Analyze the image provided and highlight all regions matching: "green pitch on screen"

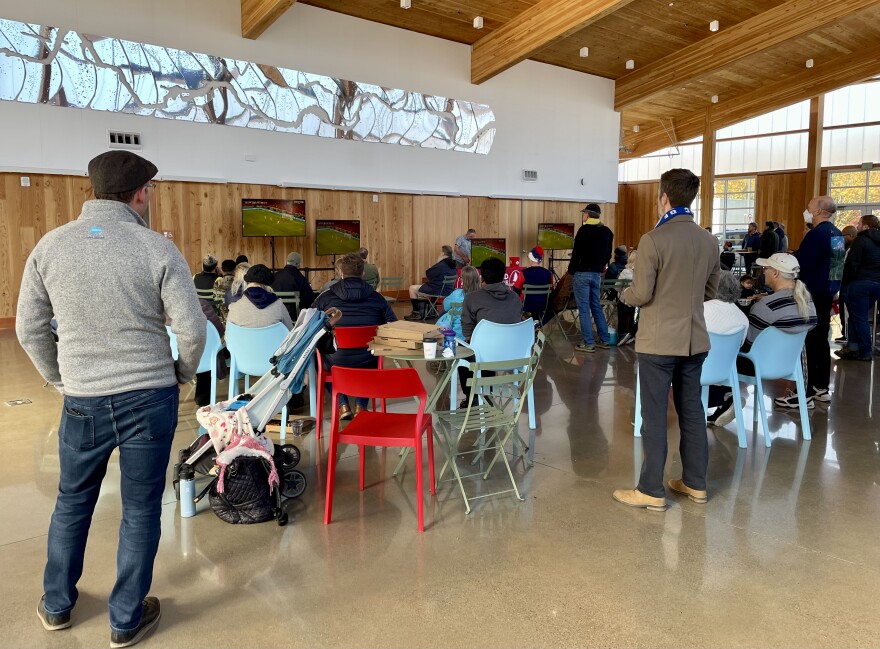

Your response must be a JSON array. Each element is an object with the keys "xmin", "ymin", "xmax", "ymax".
[
  {"xmin": 242, "ymin": 207, "xmax": 306, "ymax": 237},
  {"xmin": 538, "ymin": 230, "xmax": 574, "ymax": 250},
  {"xmin": 471, "ymin": 245, "xmax": 506, "ymax": 267},
  {"xmin": 317, "ymin": 227, "xmax": 360, "ymax": 255}
]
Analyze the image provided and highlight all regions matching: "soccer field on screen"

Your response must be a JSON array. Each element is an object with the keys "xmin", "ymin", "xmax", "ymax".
[
  {"xmin": 316, "ymin": 227, "xmax": 360, "ymax": 255},
  {"xmin": 538, "ymin": 229, "xmax": 574, "ymax": 250},
  {"xmin": 242, "ymin": 207, "xmax": 306, "ymax": 237}
]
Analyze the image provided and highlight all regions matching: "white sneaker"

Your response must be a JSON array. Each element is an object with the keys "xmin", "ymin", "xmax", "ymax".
[
  {"xmin": 714, "ymin": 401, "xmax": 737, "ymax": 427},
  {"xmin": 813, "ymin": 388, "xmax": 831, "ymax": 402},
  {"xmin": 774, "ymin": 390, "xmax": 814, "ymax": 410}
]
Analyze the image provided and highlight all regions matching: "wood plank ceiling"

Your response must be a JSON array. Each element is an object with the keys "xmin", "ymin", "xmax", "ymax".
[{"xmin": 250, "ymin": 0, "xmax": 880, "ymax": 158}]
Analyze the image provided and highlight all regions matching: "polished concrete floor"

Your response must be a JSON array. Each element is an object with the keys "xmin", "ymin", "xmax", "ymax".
[{"xmin": 1, "ymin": 324, "xmax": 879, "ymax": 648}]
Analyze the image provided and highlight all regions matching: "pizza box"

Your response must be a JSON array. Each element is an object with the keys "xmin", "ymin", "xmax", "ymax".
[
  {"xmin": 377, "ymin": 321, "xmax": 442, "ymax": 342},
  {"xmin": 373, "ymin": 335, "xmax": 422, "ymax": 350},
  {"xmin": 368, "ymin": 342, "xmax": 424, "ymax": 356}
]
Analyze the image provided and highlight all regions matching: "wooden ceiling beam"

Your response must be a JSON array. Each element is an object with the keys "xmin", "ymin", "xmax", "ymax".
[
  {"xmin": 620, "ymin": 44, "xmax": 880, "ymax": 160},
  {"xmin": 241, "ymin": 0, "xmax": 296, "ymax": 40},
  {"xmin": 615, "ymin": 0, "xmax": 878, "ymax": 112},
  {"xmin": 471, "ymin": 0, "xmax": 636, "ymax": 85}
]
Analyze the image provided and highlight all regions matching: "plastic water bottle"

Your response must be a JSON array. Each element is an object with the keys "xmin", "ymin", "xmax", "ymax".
[
  {"xmin": 608, "ymin": 327, "xmax": 618, "ymax": 346},
  {"xmin": 179, "ymin": 464, "xmax": 196, "ymax": 518}
]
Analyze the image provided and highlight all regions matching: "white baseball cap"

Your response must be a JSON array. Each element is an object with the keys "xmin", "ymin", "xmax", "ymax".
[{"xmin": 756, "ymin": 253, "xmax": 800, "ymax": 275}]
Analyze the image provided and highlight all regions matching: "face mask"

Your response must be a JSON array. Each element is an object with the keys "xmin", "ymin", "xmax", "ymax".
[{"xmin": 803, "ymin": 209, "xmax": 813, "ymax": 225}]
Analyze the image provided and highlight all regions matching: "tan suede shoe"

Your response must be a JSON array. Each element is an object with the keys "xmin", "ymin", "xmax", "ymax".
[
  {"xmin": 667, "ymin": 479, "xmax": 708, "ymax": 504},
  {"xmin": 612, "ymin": 488, "xmax": 667, "ymax": 512}
]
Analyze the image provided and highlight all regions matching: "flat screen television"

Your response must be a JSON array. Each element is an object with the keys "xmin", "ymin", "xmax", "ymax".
[
  {"xmin": 315, "ymin": 219, "xmax": 361, "ymax": 256},
  {"xmin": 470, "ymin": 238, "xmax": 506, "ymax": 268},
  {"xmin": 537, "ymin": 223, "xmax": 575, "ymax": 250},
  {"xmin": 242, "ymin": 199, "xmax": 306, "ymax": 237}
]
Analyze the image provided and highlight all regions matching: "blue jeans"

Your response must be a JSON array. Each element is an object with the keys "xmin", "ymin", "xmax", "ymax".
[
  {"xmin": 572, "ymin": 272, "xmax": 609, "ymax": 346},
  {"xmin": 43, "ymin": 385, "xmax": 178, "ymax": 632},
  {"xmin": 846, "ymin": 280, "xmax": 880, "ymax": 358}
]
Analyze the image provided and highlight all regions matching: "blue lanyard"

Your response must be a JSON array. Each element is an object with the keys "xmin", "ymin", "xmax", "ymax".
[{"xmin": 655, "ymin": 206, "xmax": 692, "ymax": 229}]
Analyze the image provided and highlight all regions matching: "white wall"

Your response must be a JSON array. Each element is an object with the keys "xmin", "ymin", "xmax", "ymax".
[{"xmin": 0, "ymin": 1, "xmax": 620, "ymax": 201}]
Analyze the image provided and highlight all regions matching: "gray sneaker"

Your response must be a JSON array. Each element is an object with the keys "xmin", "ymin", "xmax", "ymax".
[
  {"xmin": 37, "ymin": 596, "xmax": 71, "ymax": 631},
  {"xmin": 595, "ymin": 340, "xmax": 610, "ymax": 349},
  {"xmin": 110, "ymin": 597, "xmax": 161, "ymax": 648},
  {"xmin": 575, "ymin": 343, "xmax": 595, "ymax": 353}
]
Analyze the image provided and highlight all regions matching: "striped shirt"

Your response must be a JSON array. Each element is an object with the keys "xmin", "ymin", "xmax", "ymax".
[{"xmin": 742, "ymin": 288, "xmax": 817, "ymax": 352}]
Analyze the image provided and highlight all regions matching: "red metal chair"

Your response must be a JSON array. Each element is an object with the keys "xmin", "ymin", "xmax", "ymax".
[
  {"xmin": 324, "ymin": 367, "xmax": 435, "ymax": 532},
  {"xmin": 315, "ymin": 325, "xmax": 383, "ymax": 439}
]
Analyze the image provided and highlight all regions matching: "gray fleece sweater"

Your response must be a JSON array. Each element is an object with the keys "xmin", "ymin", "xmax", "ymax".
[{"xmin": 16, "ymin": 200, "xmax": 206, "ymax": 396}]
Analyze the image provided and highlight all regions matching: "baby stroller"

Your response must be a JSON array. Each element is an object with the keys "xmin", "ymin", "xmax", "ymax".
[{"xmin": 173, "ymin": 307, "xmax": 340, "ymax": 525}]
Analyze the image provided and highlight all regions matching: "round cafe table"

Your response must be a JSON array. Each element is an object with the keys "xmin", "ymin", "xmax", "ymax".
[{"xmin": 371, "ymin": 345, "xmax": 474, "ymax": 476}]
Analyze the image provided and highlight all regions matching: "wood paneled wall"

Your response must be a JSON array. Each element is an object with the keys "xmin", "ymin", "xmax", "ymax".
[
  {"xmin": 0, "ymin": 172, "xmax": 615, "ymax": 319},
  {"xmin": 615, "ymin": 170, "xmax": 830, "ymax": 251}
]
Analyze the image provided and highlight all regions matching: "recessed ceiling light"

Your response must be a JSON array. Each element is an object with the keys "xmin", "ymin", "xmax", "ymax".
[
  {"xmin": 711, "ymin": 95, "xmax": 719, "ymax": 104},
  {"xmin": 626, "ymin": 59, "xmax": 635, "ymax": 70},
  {"xmin": 806, "ymin": 58, "xmax": 814, "ymax": 68},
  {"xmin": 473, "ymin": 16, "xmax": 483, "ymax": 29},
  {"xmin": 710, "ymin": 20, "xmax": 719, "ymax": 32},
  {"xmin": 579, "ymin": 47, "xmax": 589, "ymax": 58},
  {"xmin": 400, "ymin": 0, "xmax": 411, "ymax": 8}
]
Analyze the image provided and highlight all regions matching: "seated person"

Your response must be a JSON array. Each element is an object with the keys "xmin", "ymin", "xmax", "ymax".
[
  {"xmin": 436, "ymin": 265, "xmax": 481, "ymax": 339},
  {"xmin": 359, "ymin": 247, "xmax": 380, "ymax": 290},
  {"xmin": 227, "ymin": 262, "xmax": 249, "ymax": 306},
  {"xmin": 194, "ymin": 254, "xmax": 219, "ymax": 291},
  {"xmin": 708, "ymin": 254, "xmax": 817, "ymax": 424},
  {"xmin": 212, "ymin": 258, "xmax": 237, "ymax": 321},
  {"xmin": 458, "ymin": 257, "xmax": 523, "ymax": 405},
  {"xmin": 313, "ymin": 253, "xmax": 397, "ymax": 421},
  {"xmin": 235, "ymin": 254, "xmax": 249, "ymax": 264},
  {"xmin": 404, "ymin": 245, "xmax": 457, "ymax": 321},
  {"xmin": 227, "ymin": 264, "xmax": 293, "ymax": 330},
  {"xmin": 720, "ymin": 241, "xmax": 736, "ymax": 271},
  {"xmin": 605, "ymin": 245, "xmax": 628, "ymax": 280},
  {"xmin": 520, "ymin": 246, "xmax": 555, "ymax": 323},
  {"xmin": 271, "ymin": 251, "xmax": 316, "ymax": 320},
  {"xmin": 739, "ymin": 274, "xmax": 756, "ymax": 300}
]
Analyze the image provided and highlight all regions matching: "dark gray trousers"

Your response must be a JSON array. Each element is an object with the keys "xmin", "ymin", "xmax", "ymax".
[{"xmin": 637, "ymin": 351, "xmax": 708, "ymax": 498}]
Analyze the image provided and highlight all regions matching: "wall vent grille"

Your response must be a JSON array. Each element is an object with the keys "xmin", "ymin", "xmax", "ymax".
[{"xmin": 107, "ymin": 130, "xmax": 142, "ymax": 149}]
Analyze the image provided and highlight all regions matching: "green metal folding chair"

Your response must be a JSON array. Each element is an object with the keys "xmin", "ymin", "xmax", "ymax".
[
  {"xmin": 433, "ymin": 353, "xmax": 540, "ymax": 514},
  {"xmin": 274, "ymin": 290, "xmax": 301, "ymax": 318},
  {"xmin": 380, "ymin": 276, "xmax": 404, "ymax": 303},
  {"xmin": 521, "ymin": 283, "xmax": 552, "ymax": 326},
  {"xmin": 418, "ymin": 275, "xmax": 457, "ymax": 320}
]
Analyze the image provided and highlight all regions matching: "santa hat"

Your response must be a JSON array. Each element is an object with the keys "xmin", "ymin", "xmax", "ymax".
[{"xmin": 528, "ymin": 246, "xmax": 544, "ymax": 263}]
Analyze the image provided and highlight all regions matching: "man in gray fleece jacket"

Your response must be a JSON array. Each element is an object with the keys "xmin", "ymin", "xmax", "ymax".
[{"xmin": 16, "ymin": 151, "xmax": 205, "ymax": 647}]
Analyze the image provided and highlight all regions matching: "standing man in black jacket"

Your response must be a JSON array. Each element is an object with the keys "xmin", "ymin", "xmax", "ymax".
[
  {"xmin": 568, "ymin": 203, "xmax": 614, "ymax": 352},
  {"xmin": 271, "ymin": 251, "xmax": 315, "ymax": 320},
  {"xmin": 836, "ymin": 214, "xmax": 880, "ymax": 362}
]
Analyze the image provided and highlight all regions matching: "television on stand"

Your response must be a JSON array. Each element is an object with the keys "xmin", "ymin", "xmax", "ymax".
[
  {"xmin": 470, "ymin": 238, "xmax": 507, "ymax": 268},
  {"xmin": 315, "ymin": 219, "xmax": 361, "ymax": 256},
  {"xmin": 537, "ymin": 223, "xmax": 575, "ymax": 250},
  {"xmin": 242, "ymin": 199, "xmax": 306, "ymax": 237}
]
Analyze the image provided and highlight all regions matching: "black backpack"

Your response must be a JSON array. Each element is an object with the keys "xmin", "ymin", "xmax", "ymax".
[{"xmin": 209, "ymin": 456, "xmax": 283, "ymax": 525}]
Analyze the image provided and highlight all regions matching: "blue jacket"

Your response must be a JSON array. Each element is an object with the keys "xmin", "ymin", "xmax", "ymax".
[
  {"xmin": 313, "ymin": 277, "xmax": 396, "ymax": 368},
  {"xmin": 794, "ymin": 220, "xmax": 845, "ymax": 296},
  {"xmin": 742, "ymin": 232, "xmax": 762, "ymax": 251}
]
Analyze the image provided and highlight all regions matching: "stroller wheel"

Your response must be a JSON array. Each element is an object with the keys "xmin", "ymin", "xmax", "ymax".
[
  {"xmin": 280, "ymin": 469, "xmax": 307, "ymax": 499},
  {"xmin": 279, "ymin": 444, "xmax": 301, "ymax": 468}
]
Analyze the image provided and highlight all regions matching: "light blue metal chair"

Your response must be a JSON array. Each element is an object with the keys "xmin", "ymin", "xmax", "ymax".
[
  {"xmin": 737, "ymin": 327, "xmax": 810, "ymax": 447},
  {"xmin": 225, "ymin": 322, "xmax": 290, "ymax": 437},
  {"xmin": 634, "ymin": 327, "xmax": 748, "ymax": 448},
  {"xmin": 166, "ymin": 321, "xmax": 225, "ymax": 406},
  {"xmin": 452, "ymin": 319, "xmax": 538, "ymax": 431}
]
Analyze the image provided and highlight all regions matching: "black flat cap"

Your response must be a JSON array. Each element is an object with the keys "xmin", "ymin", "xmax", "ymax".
[
  {"xmin": 244, "ymin": 264, "xmax": 274, "ymax": 286},
  {"xmin": 88, "ymin": 151, "xmax": 158, "ymax": 194},
  {"xmin": 581, "ymin": 203, "xmax": 602, "ymax": 215}
]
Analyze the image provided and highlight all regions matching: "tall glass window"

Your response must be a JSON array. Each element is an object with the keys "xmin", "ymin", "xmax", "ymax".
[
  {"xmin": 711, "ymin": 177, "xmax": 756, "ymax": 244},
  {"xmin": 828, "ymin": 169, "xmax": 880, "ymax": 229}
]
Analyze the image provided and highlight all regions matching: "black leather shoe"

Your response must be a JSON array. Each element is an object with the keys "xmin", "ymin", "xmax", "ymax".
[
  {"xmin": 110, "ymin": 597, "xmax": 161, "ymax": 648},
  {"xmin": 37, "ymin": 596, "xmax": 71, "ymax": 631}
]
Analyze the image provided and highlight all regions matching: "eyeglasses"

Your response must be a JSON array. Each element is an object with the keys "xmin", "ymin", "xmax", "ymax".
[{"xmin": 145, "ymin": 183, "xmax": 156, "ymax": 190}]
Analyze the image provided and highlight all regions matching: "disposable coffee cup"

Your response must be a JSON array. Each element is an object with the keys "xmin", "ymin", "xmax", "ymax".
[{"xmin": 423, "ymin": 339, "xmax": 438, "ymax": 359}]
